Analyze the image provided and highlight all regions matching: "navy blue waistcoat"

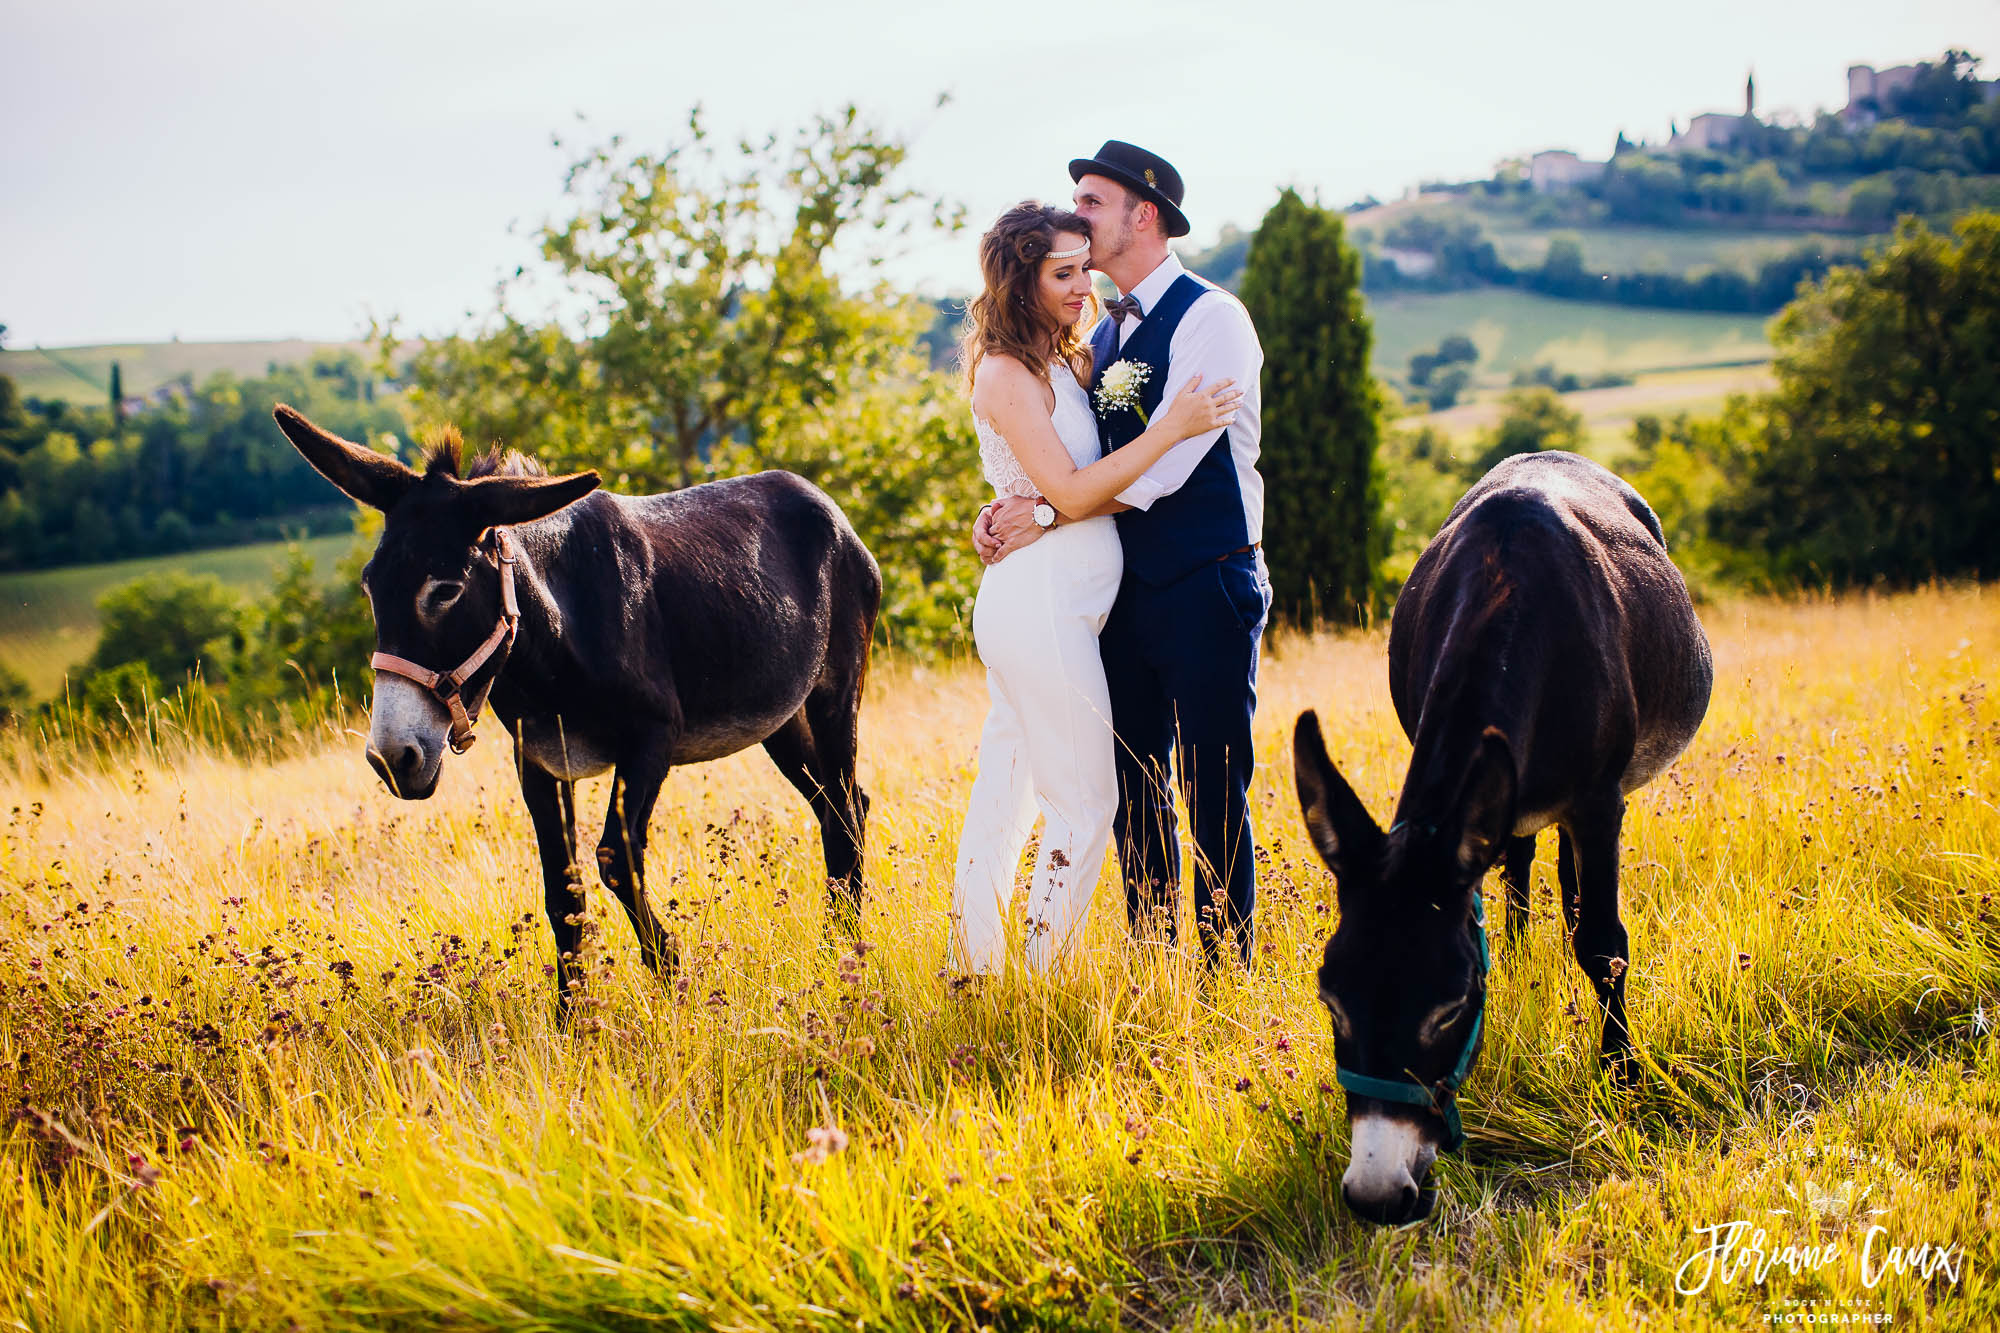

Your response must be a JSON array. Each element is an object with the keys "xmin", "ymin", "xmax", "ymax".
[{"xmin": 1090, "ymin": 274, "xmax": 1250, "ymax": 585}]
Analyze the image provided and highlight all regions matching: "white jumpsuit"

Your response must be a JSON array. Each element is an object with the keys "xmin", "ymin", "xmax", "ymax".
[{"xmin": 951, "ymin": 360, "xmax": 1123, "ymax": 973}]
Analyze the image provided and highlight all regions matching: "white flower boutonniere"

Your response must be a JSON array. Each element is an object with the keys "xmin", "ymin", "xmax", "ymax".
[{"xmin": 1094, "ymin": 359, "xmax": 1152, "ymax": 423}]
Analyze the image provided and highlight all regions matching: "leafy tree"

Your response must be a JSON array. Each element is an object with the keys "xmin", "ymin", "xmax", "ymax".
[
  {"xmin": 1239, "ymin": 187, "xmax": 1383, "ymax": 626},
  {"xmin": 1425, "ymin": 365, "xmax": 1471, "ymax": 410},
  {"xmin": 1436, "ymin": 334, "xmax": 1478, "ymax": 365},
  {"xmin": 220, "ymin": 537, "xmax": 377, "ymax": 710},
  {"xmin": 398, "ymin": 106, "xmax": 959, "ymax": 491},
  {"xmin": 390, "ymin": 105, "xmax": 986, "ymax": 653},
  {"xmin": 1407, "ymin": 333, "xmax": 1478, "ymax": 397},
  {"xmin": 1541, "ymin": 235, "xmax": 1588, "ymax": 284},
  {"xmin": 1469, "ymin": 388, "xmax": 1585, "ymax": 474},
  {"xmin": 1512, "ymin": 363, "xmax": 1583, "ymax": 393},
  {"xmin": 1600, "ymin": 155, "xmax": 1687, "ymax": 224},
  {"xmin": 87, "ymin": 573, "xmax": 245, "ymax": 689},
  {"xmin": 0, "ymin": 355, "xmax": 399, "ymax": 573},
  {"xmin": 153, "ymin": 509, "xmax": 193, "ymax": 551},
  {"xmin": 1713, "ymin": 213, "xmax": 2000, "ymax": 583},
  {"xmin": 0, "ymin": 372, "xmax": 35, "ymax": 456},
  {"xmin": 1737, "ymin": 161, "xmax": 1785, "ymax": 216},
  {"xmin": 82, "ymin": 660, "xmax": 159, "ymax": 721},
  {"xmin": 69, "ymin": 499, "xmax": 114, "ymax": 562},
  {"xmin": 1847, "ymin": 178, "xmax": 1896, "ymax": 226},
  {"xmin": 1889, "ymin": 51, "xmax": 1986, "ymax": 124}
]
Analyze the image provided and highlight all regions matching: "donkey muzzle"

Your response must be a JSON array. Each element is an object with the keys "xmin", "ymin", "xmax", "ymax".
[
  {"xmin": 1342, "ymin": 1113, "xmax": 1439, "ymax": 1225},
  {"xmin": 367, "ymin": 675, "xmax": 448, "ymax": 799}
]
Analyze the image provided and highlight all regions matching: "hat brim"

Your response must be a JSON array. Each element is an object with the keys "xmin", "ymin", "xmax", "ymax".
[{"xmin": 1068, "ymin": 157, "xmax": 1190, "ymax": 238}]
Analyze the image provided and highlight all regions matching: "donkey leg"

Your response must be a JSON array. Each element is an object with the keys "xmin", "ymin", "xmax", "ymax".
[
  {"xmin": 518, "ymin": 762, "xmax": 586, "ymax": 1015},
  {"xmin": 1568, "ymin": 798, "xmax": 1635, "ymax": 1082},
  {"xmin": 594, "ymin": 748, "xmax": 678, "ymax": 979},
  {"xmin": 763, "ymin": 706, "xmax": 865, "ymax": 935},
  {"xmin": 806, "ymin": 683, "xmax": 868, "ymax": 926},
  {"xmin": 1502, "ymin": 834, "xmax": 1537, "ymax": 943},
  {"xmin": 1558, "ymin": 827, "xmax": 1582, "ymax": 938}
]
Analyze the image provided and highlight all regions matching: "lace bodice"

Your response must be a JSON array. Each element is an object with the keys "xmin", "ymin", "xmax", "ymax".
[{"xmin": 973, "ymin": 360, "xmax": 1101, "ymax": 499}]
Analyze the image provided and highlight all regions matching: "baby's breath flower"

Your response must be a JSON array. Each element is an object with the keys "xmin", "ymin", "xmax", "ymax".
[{"xmin": 1094, "ymin": 359, "xmax": 1152, "ymax": 421}]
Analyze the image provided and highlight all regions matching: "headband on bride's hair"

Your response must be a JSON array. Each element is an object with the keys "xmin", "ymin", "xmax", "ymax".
[{"xmin": 1047, "ymin": 240, "xmax": 1089, "ymax": 260}]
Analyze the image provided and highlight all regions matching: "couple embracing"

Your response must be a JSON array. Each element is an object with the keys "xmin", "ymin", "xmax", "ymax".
[{"xmin": 951, "ymin": 140, "xmax": 1272, "ymax": 976}]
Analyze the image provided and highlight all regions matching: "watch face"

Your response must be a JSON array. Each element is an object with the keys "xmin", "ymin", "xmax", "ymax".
[{"xmin": 1033, "ymin": 503, "xmax": 1056, "ymax": 528}]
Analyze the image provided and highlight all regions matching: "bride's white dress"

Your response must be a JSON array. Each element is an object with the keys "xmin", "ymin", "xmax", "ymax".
[{"xmin": 952, "ymin": 360, "xmax": 1123, "ymax": 972}]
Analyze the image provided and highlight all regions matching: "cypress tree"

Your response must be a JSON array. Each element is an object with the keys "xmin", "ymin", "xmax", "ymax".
[
  {"xmin": 109, "ymin": 361, "xmax": 124, "ymax": 423},
  {"xmin": 1238, "ymin": 188, "xmax": 1383, "ymax": 627}
]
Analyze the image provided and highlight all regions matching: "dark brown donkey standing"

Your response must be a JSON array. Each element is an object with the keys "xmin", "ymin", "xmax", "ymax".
[
  {"xmin": 273, "ymin": 406, "xmax": 881, "ymax": 1009},
  {"xmin": 1294, "ymin": 450, "xmax": 1711, "ymax": 1225}
]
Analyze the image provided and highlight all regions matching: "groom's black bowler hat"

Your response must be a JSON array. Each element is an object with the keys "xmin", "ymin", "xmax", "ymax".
[{"xmin": 1069, "ymin": 140, "xmax": 1190, "ymax": 238}]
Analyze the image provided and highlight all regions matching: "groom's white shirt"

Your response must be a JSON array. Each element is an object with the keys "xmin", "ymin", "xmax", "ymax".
[{"xmin": 1108, "ymin": 252, "xmax": 1264, "ymax": 545}]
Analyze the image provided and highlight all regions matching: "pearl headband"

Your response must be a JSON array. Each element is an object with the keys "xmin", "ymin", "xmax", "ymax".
[{"xmin": 1047, "ymin": 240, "xmax": 1088, "ymax": 260}]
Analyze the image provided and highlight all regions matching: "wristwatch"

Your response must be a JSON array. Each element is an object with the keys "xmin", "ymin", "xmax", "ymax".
[{"xmin": 1032, "ymin": 500, "xmax": 1057, "ymax": 529}]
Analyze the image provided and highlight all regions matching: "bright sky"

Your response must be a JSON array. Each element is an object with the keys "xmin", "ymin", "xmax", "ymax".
[{"xmin": 3, "ymin": 0, "xmax": 1994, "ymax": 347}]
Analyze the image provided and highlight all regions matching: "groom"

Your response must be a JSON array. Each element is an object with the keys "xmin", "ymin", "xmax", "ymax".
[{"xmin": 976, "ymin": 140, "xmax": 1270, "ymax": 969}]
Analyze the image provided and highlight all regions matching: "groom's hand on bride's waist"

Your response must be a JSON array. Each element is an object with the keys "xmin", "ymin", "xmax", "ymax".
[
  {"xmin": 974, "ymin": 495, "xmax": 1043, "ymax": 565},
  {"xmin": 972, "ymin": 504, "xmax": 1002, "ymax": 563}
]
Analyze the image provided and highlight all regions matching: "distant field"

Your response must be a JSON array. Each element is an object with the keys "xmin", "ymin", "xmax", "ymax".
[
  {"xmin": 0, "ymin": 534, "xmax": 356, "ymax": 698},
  {"xmin": 1367, "ymin": 288, "xmax": 1771, "ymax": 381},
  {"xmin": 0, "ymin": 339, "xmax": 373, "ymax": 405},
  {"xmin": 1403, "ymin": 362, "xmax": 1775, "ymax": 466},
  {"xmin": 1482, "ymin": 224, "xmax": 1865, "ymax": 275},
  {"xmin": 1348, "ymin": 194, "xmax": 1878, "ymax": 276}
]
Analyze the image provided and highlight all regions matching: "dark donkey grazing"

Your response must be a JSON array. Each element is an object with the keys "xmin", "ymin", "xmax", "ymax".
[
  {"xmin": 273, "ymin": 406, "xmax": 881, "ymax": 1006},
  {"xmin": 1294, "ymin": 450, "xmax": 1712, "ymax": 1225}
]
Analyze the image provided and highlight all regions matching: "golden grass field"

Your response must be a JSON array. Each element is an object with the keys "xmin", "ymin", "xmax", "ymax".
[{"xmin": 0, "ymin": 587, "xmax": 1995, "ymax": 1330}]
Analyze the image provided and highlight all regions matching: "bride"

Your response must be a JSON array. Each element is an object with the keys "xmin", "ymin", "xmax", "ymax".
[{"xmin": 952, "ymin": 201, "xmax": 1241, "ymax": 973}]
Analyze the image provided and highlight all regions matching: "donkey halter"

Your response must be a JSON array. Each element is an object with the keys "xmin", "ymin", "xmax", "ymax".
[
  {"xmin": 369, "ymin": 526, "xmax": 520, "ymax": 755},
  {"xmin": 1333, "ymin": 870, "xmax": 1490, "ymax": 1154}
]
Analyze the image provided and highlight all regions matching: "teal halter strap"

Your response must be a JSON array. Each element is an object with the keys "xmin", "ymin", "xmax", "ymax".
[{"xmin": 1332, "ymin": 889, "xmax": 1489, "ymax": 1153}]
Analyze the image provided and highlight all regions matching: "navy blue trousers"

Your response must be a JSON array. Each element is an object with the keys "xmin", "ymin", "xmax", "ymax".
[{"xmin": 1099, "ymin": 547, "xmax": 1269, "ymax": 969}]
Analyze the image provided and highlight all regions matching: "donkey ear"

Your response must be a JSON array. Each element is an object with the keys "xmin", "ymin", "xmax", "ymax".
[
  {"xmin": 273, "ymin": 404, "xmax": 417, "ymax": 511},
  {"xmin": 464, "ymin": 470, "xmax": 601, "ymax": 528},
  {"xmin": 1452, "ymin": 727, "xmax": 1517, "ymax": 881},
  {"xmin": 1293, "ymin": 710, "xmax": 1382, "ymax": 886}
]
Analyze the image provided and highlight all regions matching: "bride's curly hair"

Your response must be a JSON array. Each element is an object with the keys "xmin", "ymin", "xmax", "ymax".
[{"xmin": 960, "ymin": 202, "xmax": 1098, "ymax": 393}]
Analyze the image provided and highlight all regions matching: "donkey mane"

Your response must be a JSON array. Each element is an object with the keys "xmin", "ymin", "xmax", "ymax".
[{"xmin": 418, "ymin": 424, "xmax": 548, "ymax": 481}]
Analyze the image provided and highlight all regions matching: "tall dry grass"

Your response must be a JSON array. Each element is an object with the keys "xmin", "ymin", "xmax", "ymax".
[{"xmin": 0, "ymin": 587, "xmax": 1995, "ymax": 1330}]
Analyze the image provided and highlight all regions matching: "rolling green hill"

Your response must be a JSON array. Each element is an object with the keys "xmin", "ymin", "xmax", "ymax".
[
  {"xmin": 1479, "ymin": 221, "xmax": 1865, "ymax": 274},
  {"xmin": 0, "ymin": 533, "xmax": 356, "ymax": 698},
  {"xmin": 1345, "ymin": 194, "xmax": 1874, "ymax": 272},
  {"xmin": 1367, "ymin": 288, "xmax": 1771, "ymax": 380},
  {"xmin": 0, "ymin": 339, "xmax": 374, "ymax": 406}
]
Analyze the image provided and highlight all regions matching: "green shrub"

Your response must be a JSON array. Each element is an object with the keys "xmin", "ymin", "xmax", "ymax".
[
  {"xmin": 87, "ymin": 573, "xmax": 244, "ymax": 688},
  {"xmin": 81, "ymin": 660, "xmax": 160, "ymax": 720}
]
